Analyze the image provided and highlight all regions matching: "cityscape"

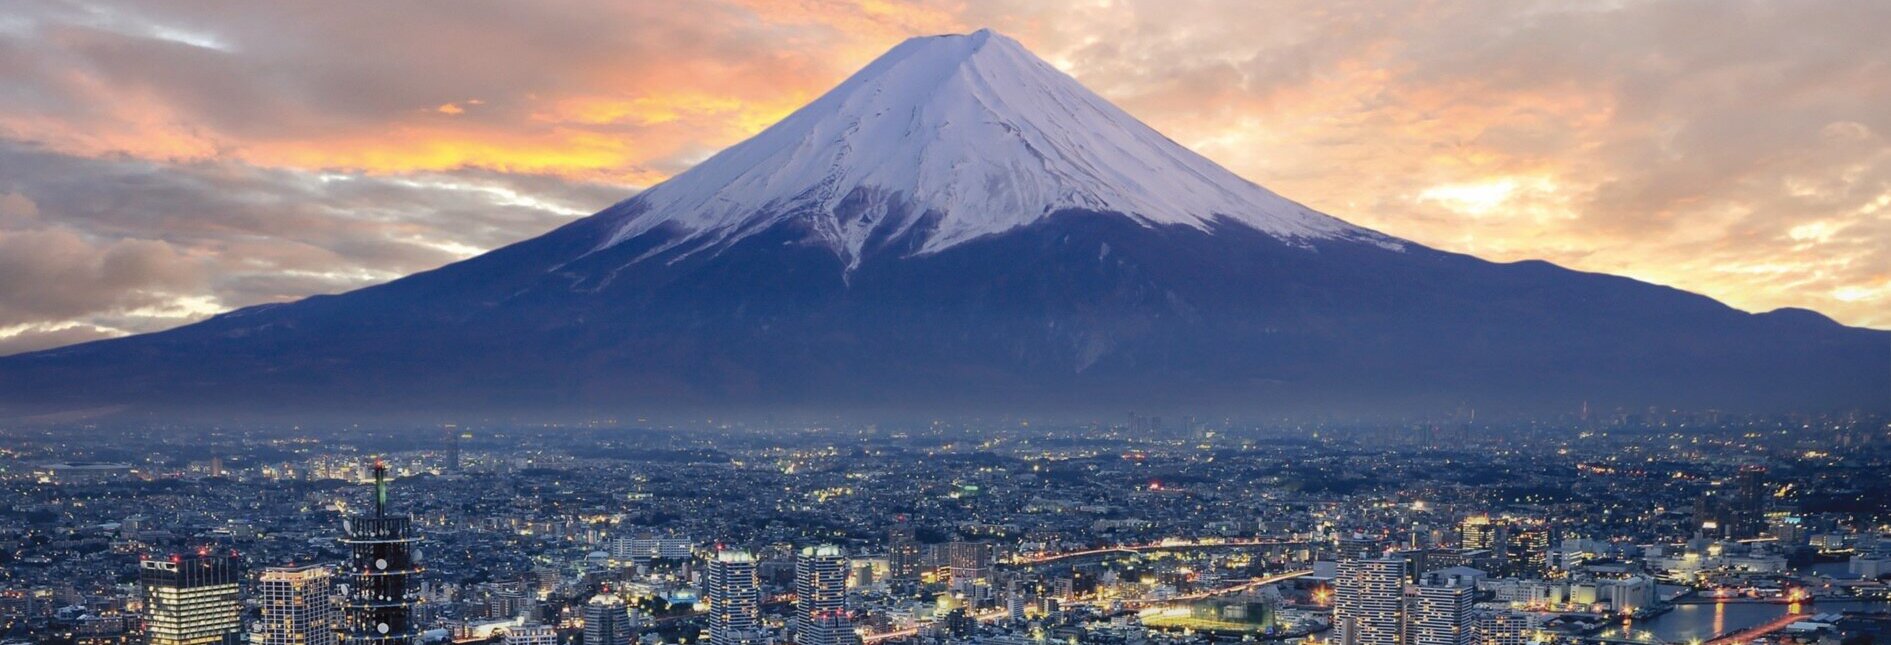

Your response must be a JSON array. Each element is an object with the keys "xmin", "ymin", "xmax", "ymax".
[{"xmin": 2, "ymin": 413, "xmax": 1888, "ymax": 644}]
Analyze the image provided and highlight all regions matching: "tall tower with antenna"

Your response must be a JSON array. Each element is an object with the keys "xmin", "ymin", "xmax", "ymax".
[{"xmin": 339, "ymin": 460, "xmax": 423, "ymax": 644}]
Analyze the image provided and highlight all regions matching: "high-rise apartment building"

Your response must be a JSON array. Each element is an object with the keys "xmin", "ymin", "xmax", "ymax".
[
  {"xmin": 1334, "ymin": 558, "xmax": 1405, "ymax": 645},
  {"xmin": 706, "ymin": 550, "xmax": 762, "ymax": 645},
  {"xmin": 947, "ymin": 541, "xmax": 992, "ymax": 588},
  {"xmin": 1406, "ymin": 583, "xmax": 1473, "ymax": 645},
  {"xmin": 1475, "ymin": 611, "xmax": 1532, "ymax": 645},
  {"xmin": 256, "ymin": 564, "xmax": 338, "ymax": 645},
  {"xmin": 796, "ymin": 545, "xmax": 850, "ymax": 645},
  {"xmin": 888, "ymin": 523, "xmax": 920, "ymax": 579},
  {"xmin": 140, "ymin": 553, "xmax": 243, "ymax": 645}
]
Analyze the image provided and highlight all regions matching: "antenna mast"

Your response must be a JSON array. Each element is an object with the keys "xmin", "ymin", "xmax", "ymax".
[{"xmin": 373, "ymin": 460, "xmax": 388, "ymax": 517}]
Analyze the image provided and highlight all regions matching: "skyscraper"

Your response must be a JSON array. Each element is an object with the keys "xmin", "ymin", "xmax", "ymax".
[
  {"xmin": 444, "ymin": 427, "xmax": 461, "ymax": 473},
  {"xmin": 256, "ymin": 564, "xmax": 338, "ymax": 645},
  {"xmin": 1405, "ymin": 583, "xmax": 1473, "ymax": 645},
  {"xmin": 140, "ymin": 552, "xmax": 243, "ymax": 645},
  {"xmin": 1334, "ymin": 558, "xmax": 1405, "ymax": 645},
  {"xmin": 706, "ymin": 550, "xmax": 762, "ymax": 645},
  {"xmin": 796, "ymin": 545, "xmax": 851, "ymax": 645},
  {"xmin": 339, "ymin": 462, "xmax": 423, "ymax": 645},
  {"xmin": 583, "ymin": 592, "xmax": 635, "ymax": 645}
]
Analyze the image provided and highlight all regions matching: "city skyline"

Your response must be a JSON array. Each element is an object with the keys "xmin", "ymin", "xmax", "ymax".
[{"xmin": 3, "ymin": 418, "xmax": 1887, "ymax": 643}]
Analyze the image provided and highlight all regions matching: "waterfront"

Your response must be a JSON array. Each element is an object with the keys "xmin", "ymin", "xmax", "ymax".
[{"xmin": 1601, "ymin": 600, "xmax": 1890, "ymax": 643}]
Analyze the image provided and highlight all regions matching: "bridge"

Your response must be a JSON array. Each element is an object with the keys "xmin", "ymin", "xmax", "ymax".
[
  {"xmin": 1703, "ymin": 612, "xmax": 1809, "ymax": 644},
  {"xmin": 1125, "ymin": 569, "xmax": 1314, "ymax": 608},
  {"xmin": 1006, "ymin": 538, "xmax": 1314, "ymax": 566}
]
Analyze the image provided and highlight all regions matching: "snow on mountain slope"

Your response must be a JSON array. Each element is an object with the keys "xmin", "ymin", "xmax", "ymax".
[{"xmin": 594, "ymin": 29, "xmax": 1393, "ymax": 267}]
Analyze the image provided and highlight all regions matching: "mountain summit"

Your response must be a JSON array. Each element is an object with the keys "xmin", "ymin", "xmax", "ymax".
[
  {"xmin": 594, "ymin": 29, "xmax": 1385, "ymax": 268},
  {"xmin": 0, "ymin": 30, "xmax": 1883, "ymax": 421}
]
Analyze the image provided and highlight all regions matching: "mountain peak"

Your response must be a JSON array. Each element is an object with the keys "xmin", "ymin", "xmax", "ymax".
[{"xmin": 592, "ymin": 28, "xmax": 1391, "ymax": 266}]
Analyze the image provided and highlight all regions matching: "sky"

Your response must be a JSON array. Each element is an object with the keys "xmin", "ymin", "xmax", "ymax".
[{"xmin": 0, "ymin": 0, "xmax": 1886, "ymax": 355}]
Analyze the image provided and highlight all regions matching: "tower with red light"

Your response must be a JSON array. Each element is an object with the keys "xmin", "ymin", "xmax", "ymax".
[{"xmin": 339, "ymin": 460, "xmax": 423, "ymax": 644}]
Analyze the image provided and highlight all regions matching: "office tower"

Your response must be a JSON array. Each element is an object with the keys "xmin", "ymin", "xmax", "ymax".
[
  {"xmin": 888, "ymin": 523, "xmax": 920, "ymax": 579},
  {"xmin": 706, "ymin": 550, "xmax": 762, "ymax": 645},
  {"xmin": 500, "ymin": 624, "xmax": 555, "ymax": 645},
  {"xmin": 340, "ymin": 462, "xmax": 423, "ymax": 645},
  {"xmin": 1334, "ymin": 558, "xmax": 1405, "ymax": 645},
  {"xmin": 947, "ymin": 541, "xmax": 992, "ymax": 588},
  {"xmin": 1459, "ymin": 516, "xmax": 1496, "ymax": 550},
  {"xmin": 1507, "ymin": 527, "xmax": 1549, "ymax": 576},
  {"xmin": 583, "ymin": 592, "xmax": 635, "ymax": 645},
  {"xmin": 1735, "ymin": 465, "xmax": 1767, "ymax": 537},
  {"xmin": 1406, "ymin": 584, "xmax": 1473, "ymax": 645},
  {"xmin": 256, "ymin": 564, "xmax": 338, "ymax": 645},
  {"xmin": 140, "ymin": 553, "xmax": 243, "ymax": 645},
  {"xmin": 796, "ymin": 545, "xmax": 850, "ymax": 645},
  {"xmin": 444, "ymin": 427, "xmax": 461, "ymax": 472}
]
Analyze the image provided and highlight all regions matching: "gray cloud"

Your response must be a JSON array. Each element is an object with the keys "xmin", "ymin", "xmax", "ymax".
[{"xmin": 0, "ymin": 140, "xmax": 624, "ymax": 354}]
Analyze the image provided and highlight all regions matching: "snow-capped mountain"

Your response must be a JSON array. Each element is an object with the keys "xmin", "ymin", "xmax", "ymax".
[
  {"xmin": 0, "ymin": 30, "xmax": 1882, "ymax": 421},
  {"xmin": 594, "ymin": 29, "xmax": 1388, "ymax": 270}
]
